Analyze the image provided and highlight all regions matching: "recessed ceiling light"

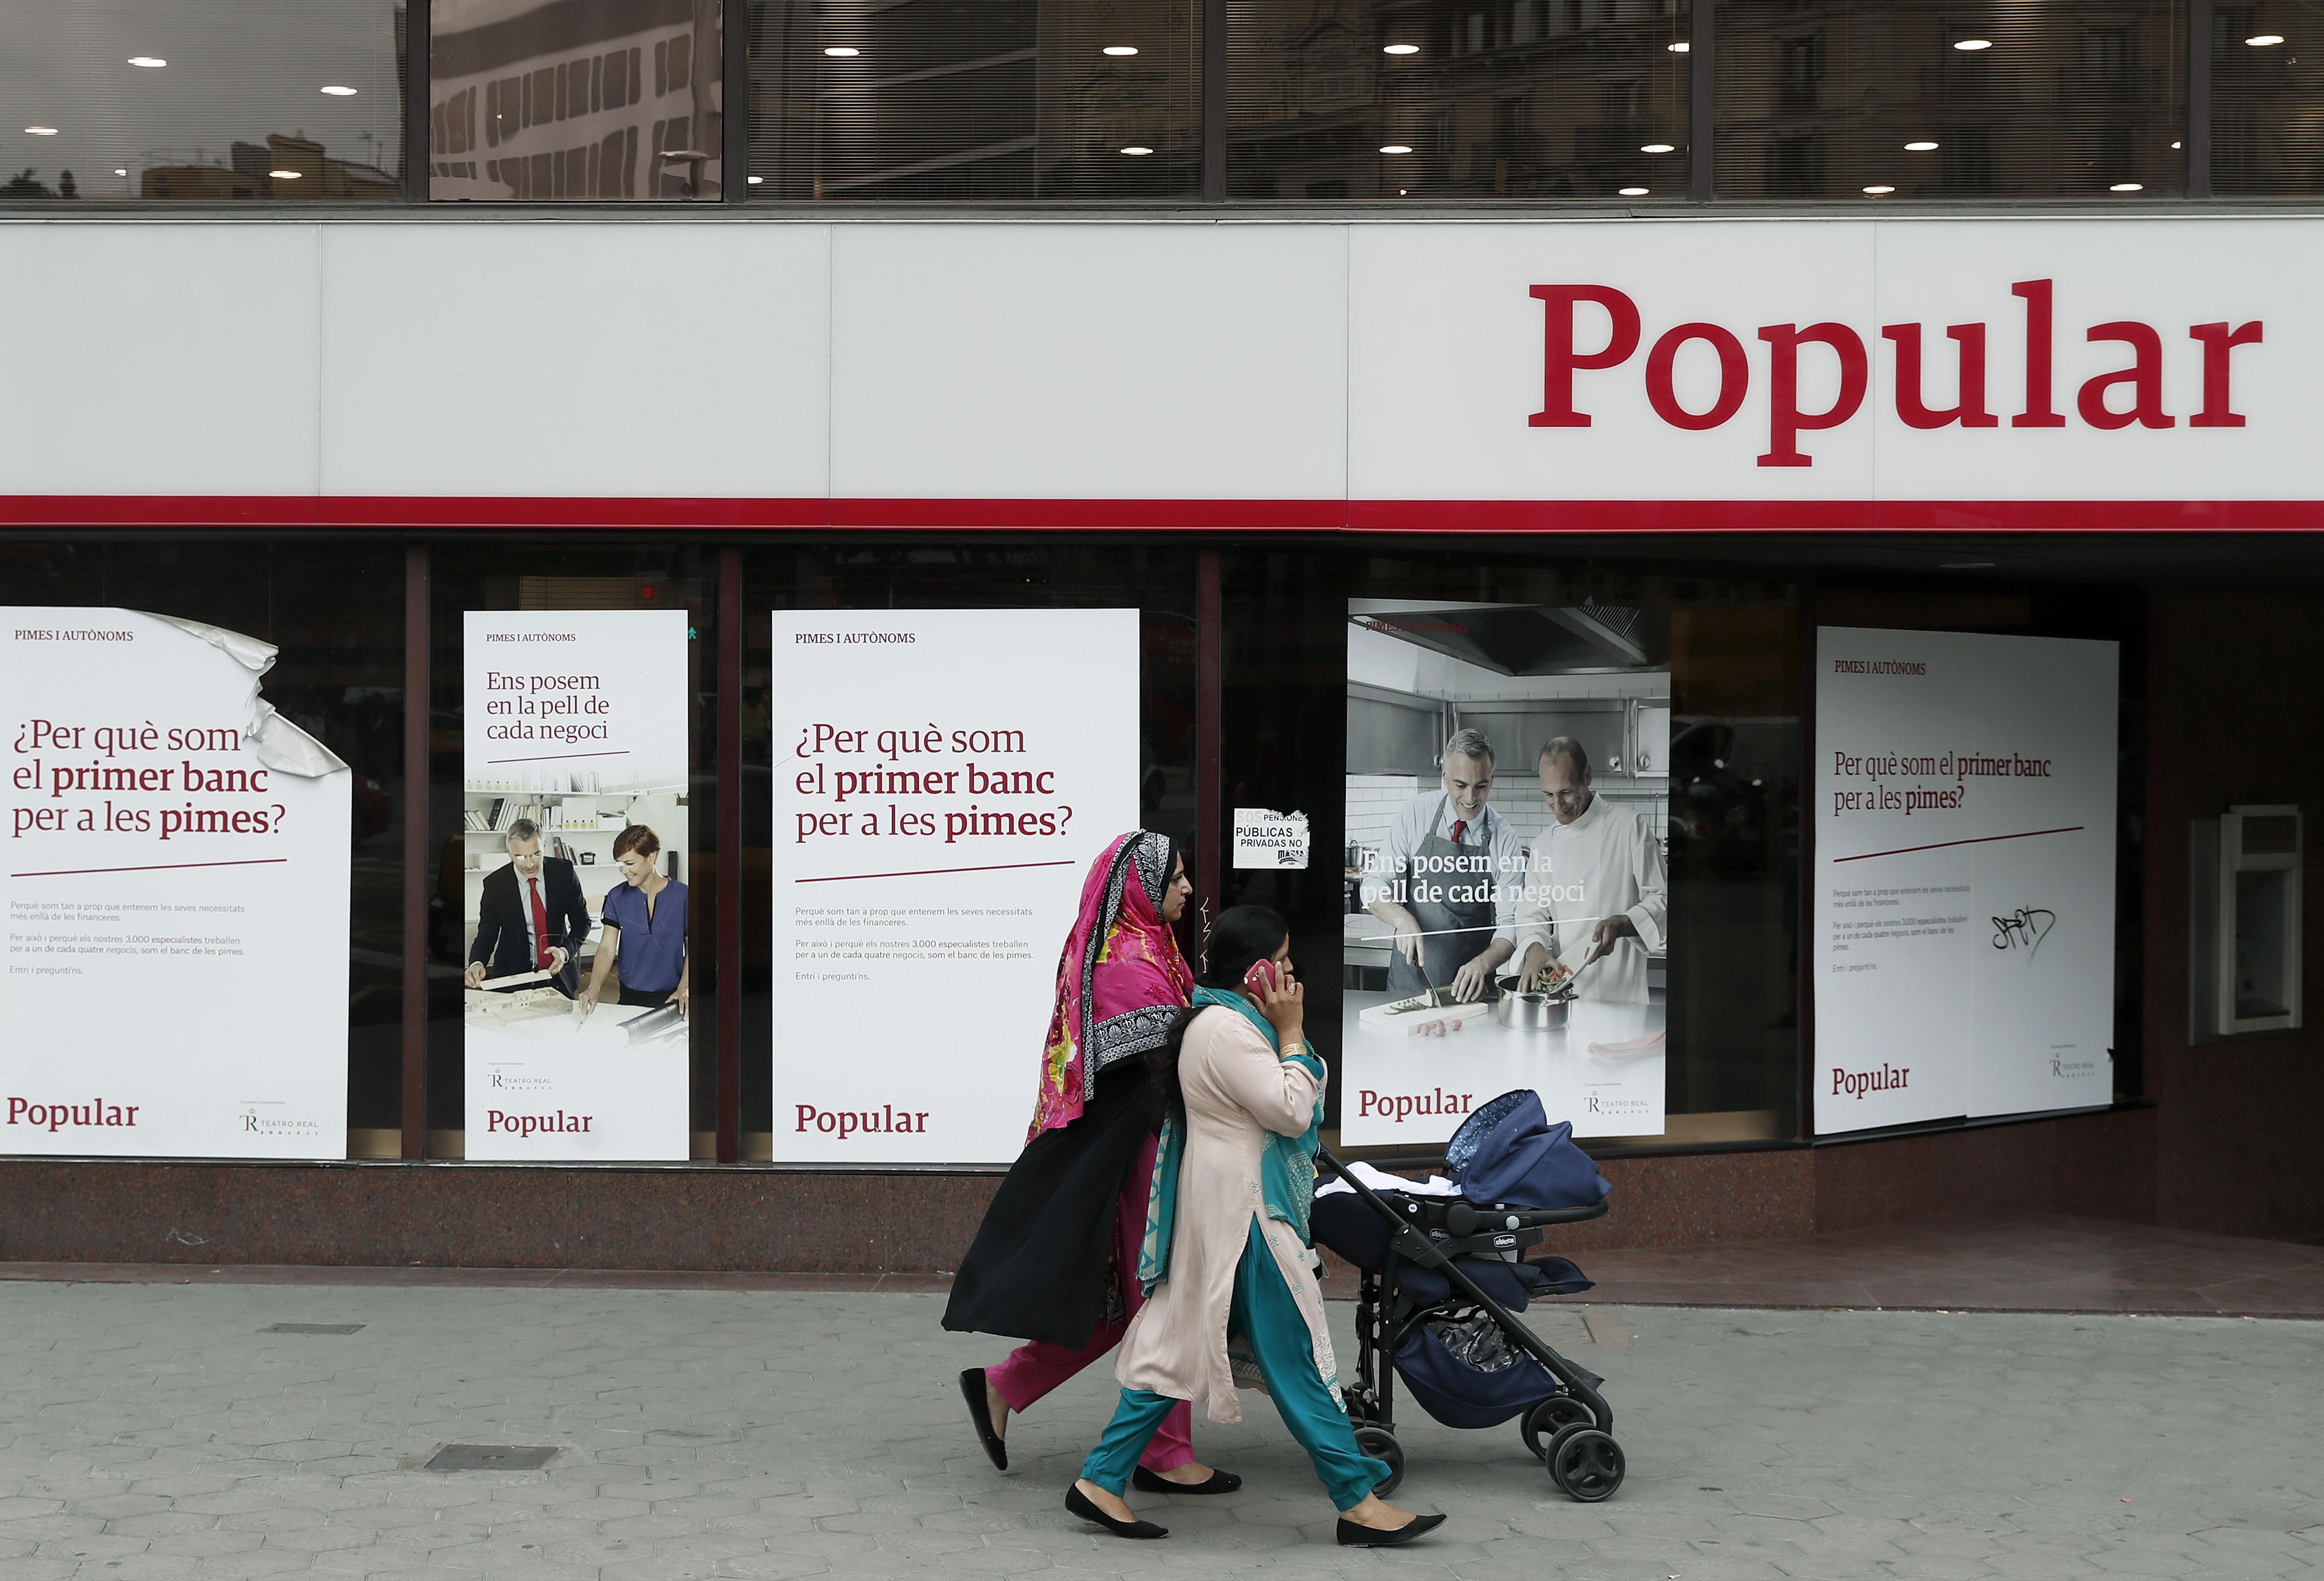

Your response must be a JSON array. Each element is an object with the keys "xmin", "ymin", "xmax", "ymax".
[
  {"xmin": 747, "ymin": 174, "xmax": 763, "ymax": 183},
  {"xmin": 823, "ymin": 45, "xmax": 859, "ymax": 56},
  {"xmin": 2247, "ymin": 33, "xmax": 2285, "ymax": 45},
  {"xmin": 128, "ymin": 56, "xmax": 166, "ymax": 68},
  {"xmin": 1863, "ymin": 184, "xmax": 1895, "ymax": 194},
  {"xmin": 270, "ymin": 169, "xmax": 302, "ymax": 179},
  {"xmin": 1379, "ymin": 144, "xmax": 1413, "ymax": 154},
  {"xmin": 25, "ymin": 126, "xmax": 57, "ymax": 135},
  {"xmin": 2171, "ymin": 140, "xmax": 2184, "ymax": 149},
  {"xmin": 321, "ymin": 85, "xmax": 358, "ymax": 96},
  {"xmin": 1641, "ymin": 142, "xmax": 1675, "ymax": 153},
  {"xmin": 1905, "ymin": 140, "xmax": 1939, "ymax": 150},
  {"xmin": 1953, "ymin": 37, "xmax": 1991, "ymax": 50},
  {"xmin": 1119, "ymin": 145, "xmax": 1153, "ymax": 155},
  {"xmin": 1667, "ymin": 40, "xmax": 1690, "ymax": 51},
  {"xmin": 1383, "ymin": 43, "xmax": 1419, "ymax": 54},
  {"xmin": 114, "ymin": 167, "xmax": 128, "ymax": 176},
  {"xmin": 2110, "ymin": 182, "xmax": 2143, "ymax": 192},
  {"xmin": 1940, "ymin": 561, "xmax": 1995, "ymax": 569},
  {"xmin": 1103, "ymin": 44, "xmax": 1138, "ymax": 55},
  {"xmin": 1619, "ymin": 186, "xmax": 1649, "ymax": 195}
]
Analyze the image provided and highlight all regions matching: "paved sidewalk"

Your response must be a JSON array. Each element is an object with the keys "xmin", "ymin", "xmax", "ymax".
[{"xmin": 2, "ymin": 1278, "xmax": 2319, "ymax": 1580}]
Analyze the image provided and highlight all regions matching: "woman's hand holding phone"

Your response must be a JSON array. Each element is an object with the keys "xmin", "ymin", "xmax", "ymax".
[{"xmin": 1246, "ymin": 958, "xmax": 1305, "ymax": 1049}]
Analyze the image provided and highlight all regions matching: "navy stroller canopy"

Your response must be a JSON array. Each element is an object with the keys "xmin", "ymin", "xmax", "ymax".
[{"xmin": 1446, "ymin": 1090, "xmax": 1612, "ymax": 1212}]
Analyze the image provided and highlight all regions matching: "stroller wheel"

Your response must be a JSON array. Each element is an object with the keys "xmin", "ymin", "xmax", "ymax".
[
  {"xmin": 1521, "ymin": 1395, "xmax": 1597, "ymax": 1460},
  {"xmin": 1353, "ymin": 1427, "xmax": 1405, "ymax": 1498},
  {"xmin": 1546, "ymin": 1426, "xmax": 1625, "ymax": 1503}
]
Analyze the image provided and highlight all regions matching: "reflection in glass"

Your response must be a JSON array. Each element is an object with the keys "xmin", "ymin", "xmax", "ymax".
[
  {"xmin": 432, "ymin": 0, "xmax": 722, "ymax": 199},
  {"xmin": 1718, "ymin": 0, "xmax": 2184, "ymax": 199},
  {"xmin": 0, "ymin": 1, "xmax": 403, "ymax": 201},
  {"xmin": 2213, "ymin": 3, "xmax": 2324, "ymax": 194},
  {"xmin": 747, "ymin": 0, "xmax": 1199, "ymax": 199},
  {"xmin": 1228, "ymin": 0, "xmax": 1689, "ymax": 200}
]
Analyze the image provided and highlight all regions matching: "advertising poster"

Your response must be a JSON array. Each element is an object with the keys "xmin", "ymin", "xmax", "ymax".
[
  {"xmin": 462, "ymin": 611, "xmax": 690, "ymax": 1161},
  {"xmin": 1343, "ymin": 602, "xmax": 1669, "ymax": 1146},
  {"xmin": 770, "ymin": 608, "xmax": 1140, "ymax": 1163},
  {"xmin": 1812, "ymin": 627, "xmax": 2118, "ymax": 1134},
  {"xmin": 2, "ymin": 610, "xmax": 350, "ymax": 1157}
]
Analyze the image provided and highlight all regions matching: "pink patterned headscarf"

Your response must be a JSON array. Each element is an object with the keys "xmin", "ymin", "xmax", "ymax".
[{"xmin": 1029, "ymin": 831, "xmax": 1193, "ymax": 1139}]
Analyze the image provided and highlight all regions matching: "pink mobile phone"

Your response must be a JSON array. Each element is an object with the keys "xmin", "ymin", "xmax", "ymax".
[{"xmin": 1244, "ymin": 958, "xmax": 1285, "ymax": 995}]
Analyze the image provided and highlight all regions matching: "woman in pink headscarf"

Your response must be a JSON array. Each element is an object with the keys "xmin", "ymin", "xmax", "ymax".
[{"xmin": 943, "ymin": 831, "xmax": 1236, "ymax": 1494}]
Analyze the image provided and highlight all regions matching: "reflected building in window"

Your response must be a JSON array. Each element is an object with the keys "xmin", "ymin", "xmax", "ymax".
[
  {"xmin": 746, "ymin": 0, "xmax": 1199, "ymax": 199},
  {"xmin": 432, "ymin": 0, "xmax": 723, "ymax": 199},
  {"xmin": 1716, "ymin": 0, "xmax": 2185, "ymax": 199},
  {"xmin": 1227, "ymin": 0, "xmax": 1690, "ymax": 200}
]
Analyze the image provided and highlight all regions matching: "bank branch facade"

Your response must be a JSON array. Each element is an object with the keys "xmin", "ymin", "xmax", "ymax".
[{"xmin": 4, "ymin": 137, "xmax": 2324, "ymax": 1260}]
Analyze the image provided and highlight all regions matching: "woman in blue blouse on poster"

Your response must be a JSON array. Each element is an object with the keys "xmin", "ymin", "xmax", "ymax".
[{"xmin": 577, "ymin": 824, "xmax": 690, "ymax": 1017}]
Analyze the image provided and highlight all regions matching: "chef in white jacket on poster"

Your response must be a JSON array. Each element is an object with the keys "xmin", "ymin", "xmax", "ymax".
[{"xmin": 1510, "ymin": 736, "xmax": 1668, "ymax": 1004}]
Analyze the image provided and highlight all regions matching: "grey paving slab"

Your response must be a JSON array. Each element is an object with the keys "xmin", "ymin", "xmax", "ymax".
[{"xmin": 1, "ymin": 1281, "xmax": 2319, "ymax": 1579}]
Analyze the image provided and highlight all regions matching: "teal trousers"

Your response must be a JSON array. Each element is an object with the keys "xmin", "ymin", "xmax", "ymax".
[{"xmin": 1080, "ymin": 1219, "xmax": 1392, "ymax": 1510}]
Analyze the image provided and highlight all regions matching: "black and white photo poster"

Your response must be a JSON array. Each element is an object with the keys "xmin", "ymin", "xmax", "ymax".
[{"xmin": 1813, "ymin": 627, "xmax": 2118, "ymax": 1134}]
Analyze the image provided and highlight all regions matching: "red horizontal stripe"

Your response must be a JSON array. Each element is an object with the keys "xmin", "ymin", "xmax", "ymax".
[{"xmin": 0, "ymin": 496, "xmax": 2316, "ymax": 532}]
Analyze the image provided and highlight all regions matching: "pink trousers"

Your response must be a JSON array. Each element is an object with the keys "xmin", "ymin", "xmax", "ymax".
[{"xmin": 984, "ymin": 1130, "xmax": 1194, "ymax": 1473}]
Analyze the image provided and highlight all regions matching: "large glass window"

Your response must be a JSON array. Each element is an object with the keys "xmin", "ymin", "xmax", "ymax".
[
  {"xmin": 2212, "ymin": 2, "xmax": 2324, "ymax": 194},
  {"xmin": 0, "ymin": 1, "xmax": 404, "ymax": 201},
  {"xmin": 740, "ymin": 540, "xmax": 1198, "ymax": 1156},
  {"xmin": 0, "ymin": 537, "xmax": 408, "ymax": 1153},
  {"xmin": 1235, "ymin": 547, "xmax": 1801, "ymax": 1157},
  {"xmin": 1717, "ymin": 0, "xmax": 2185, "ymax": 200},
  {"xmin": 431, "ymin": 0, "xmax": 723, "ymax": 200},
  {"xmin": 746, "ymin": 0, "xmax": 1201, "ymax": 199},
  {"xmin": 1228, "ymin": 0, "xmax": 1692, "ymax": 199}
]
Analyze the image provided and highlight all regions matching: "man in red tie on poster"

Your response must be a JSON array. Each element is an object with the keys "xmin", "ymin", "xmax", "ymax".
[{"xmin": 464, "ymin": 818, "xmax": 593, "ymax": 997}]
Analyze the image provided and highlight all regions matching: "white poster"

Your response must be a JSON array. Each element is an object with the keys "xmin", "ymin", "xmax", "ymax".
[
  {"xmin": 1341, "ymin": 605, "xmax": 1669, "ymax": 1146},
  {"xmin": 1813, "ymin": 627, "xmax": 2118, "ymax": 1134},
  {"xmin": 462, "ymin": 611, "xmax": 690, "ymax": 1161},
  {"xmin": 770, "ymin": 608, "xmax": 1140, "ymax": 1163},
  {"xmin": 2, "ymin": 610, "xmax": 350, "ymax": 1157}
]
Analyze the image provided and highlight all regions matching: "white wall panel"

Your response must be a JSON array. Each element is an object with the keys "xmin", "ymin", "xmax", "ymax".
[
  {"xmin": 0, "ymin": 223, "xmax": 323, "ymax": 495},
  {"xmin": 1867, "ymin": 218, "xmax": 2322, "ymax": 502},
  {"xmin": 319, "ymin": 223, "xmax": 832, "ymax": 498},
  {"xmin": 1350, "ymin": 221, "xmax": 1880, "ymax": 502},
  {"xmin": 828, "ymin": 223, "xmax": 1347, "ymax": 500},
  {"xmin": 0, "ymin": 214, "xmax": 2317, "ymax": 506}
]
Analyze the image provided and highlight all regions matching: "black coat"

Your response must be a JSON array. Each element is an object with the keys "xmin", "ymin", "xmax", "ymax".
[
  {"xmin": 942, "ymin": 1063, "xmax": 1156, "ymax": 1349},
  {"xmin": 470, "ymin": 858, "xmax": 591, "ymax": 994}
]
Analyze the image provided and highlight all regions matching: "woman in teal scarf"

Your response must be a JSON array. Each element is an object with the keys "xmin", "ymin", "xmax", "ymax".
[{"xmin": 1064, "ymin": 906, "xmax": 1446, "ymax": 1549}]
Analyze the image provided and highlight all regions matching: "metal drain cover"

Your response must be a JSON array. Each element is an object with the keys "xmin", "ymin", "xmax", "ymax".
[
  {"xmin": 424, "ymin": 1444, "xmax": 558, "ymax": 1472},
  {"xmin": 265, "ymin": 1323, "xmax": 365, "ymax": 1335}
]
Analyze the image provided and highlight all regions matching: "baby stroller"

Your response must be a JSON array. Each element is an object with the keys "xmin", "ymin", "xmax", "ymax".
[{"xmin": 1311, "ymin": 1092, "xmax": 1626, "ymax": 1503}]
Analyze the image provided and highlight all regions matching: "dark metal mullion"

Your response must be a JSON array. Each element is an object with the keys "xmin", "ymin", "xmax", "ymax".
[
  {"xmin": 716, "ymin": 547, "xmax": 743, "ymax": 1161},
  {"xmin": 400, "ymin": 544, "xmax": 431, "ymax": 1157},
  {"xmin": 2187, "ymin": 0, "xmax": 2212, "ymax": 198},
  {"xmin": 1688, "ymin": 0, "xmax": 1716, "ymax": 201},
  {"xmin": 1201, "ymin": 0, "xmax": 1227, "ymax": 199},
  {"xmin": 1194, "ymin": 551, "xmax": 1223, "ymax": 949},
  {"xmin": 405, "ymin": 0, "xmax": 431, "ymax": 202},
  {"xmin": 724, "ymin": 0, "xmax": 750, "ymax": 198}
]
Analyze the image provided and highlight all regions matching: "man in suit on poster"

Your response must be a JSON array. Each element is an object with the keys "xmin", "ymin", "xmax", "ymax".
[{"xmin": 465, "ymin": 819, "xmax": 592, "ymax": 996}]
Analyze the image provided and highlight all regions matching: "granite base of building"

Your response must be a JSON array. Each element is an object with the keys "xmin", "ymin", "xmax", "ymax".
[{"xmin": 0, "ymin": 1107, "xmax": 2164, "ymax": 1275}]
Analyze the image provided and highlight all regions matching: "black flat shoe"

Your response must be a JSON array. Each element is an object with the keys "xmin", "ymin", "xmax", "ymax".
[
  {"xmin": 1132, "ymin": 1466, "xmax": 1244, "ymax": 1496},
  {"xmin": 1066, "ymin": 1483, "xmax": 1169, "ymax": 1539},
  {"xmin": 958, "ymin": 1368, "xmax": 1006, "ymax": 1471},
  {"xmin": 1337, "ymin": 1511, "xmax": 1447, "ymax": 1548}
]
